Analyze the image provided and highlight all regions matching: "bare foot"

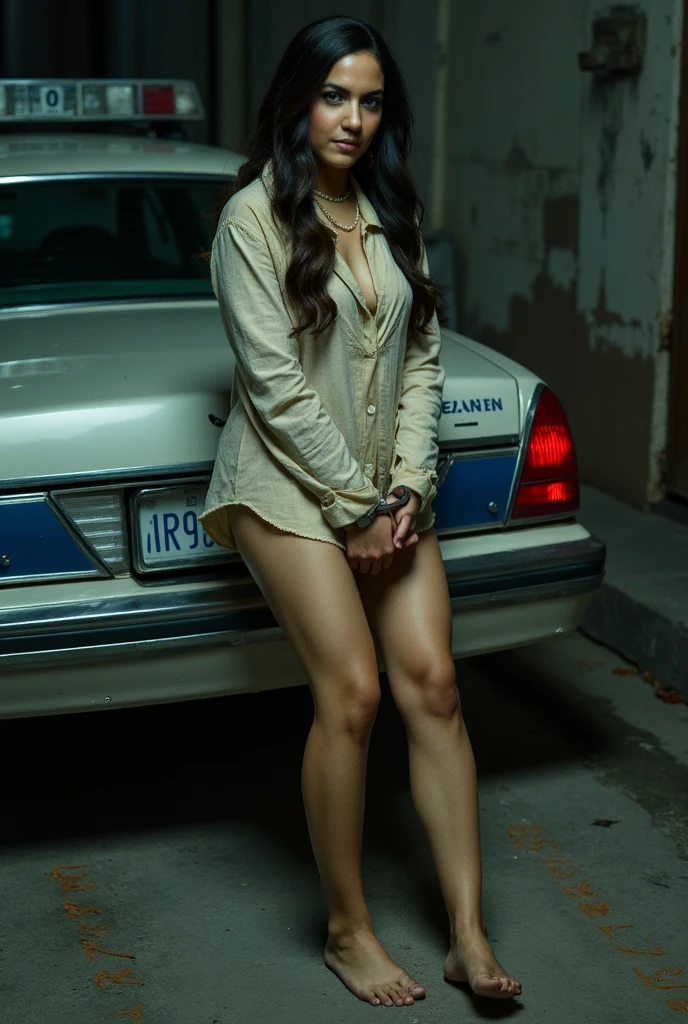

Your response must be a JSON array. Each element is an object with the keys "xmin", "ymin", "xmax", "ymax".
[
  {"xmin": 325, "ymin": 926, "xmax": 426, "ymax": 1007},
  {"xmin": 444, "ymin": 930, "xmax": 521, "ymax": 1000}
]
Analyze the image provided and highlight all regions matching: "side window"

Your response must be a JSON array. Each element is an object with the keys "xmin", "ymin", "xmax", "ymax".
[{"xmin": 142, "ymin": 189, "xmax": 182, "ymax": 271}]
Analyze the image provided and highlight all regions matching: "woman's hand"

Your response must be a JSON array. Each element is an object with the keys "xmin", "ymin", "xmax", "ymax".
[
  {"xmin": 387, "ymin": 488, "xmax": 421, "ymax": 550},
  {"xmin": 344, "ymin": 515, "xmax": 396, "ymax": 575}
]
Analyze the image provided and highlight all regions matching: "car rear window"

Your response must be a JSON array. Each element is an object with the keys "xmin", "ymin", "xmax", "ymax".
[{"xmin": 0, "ymin": 176, "xmax": 226, "ymax": 307}]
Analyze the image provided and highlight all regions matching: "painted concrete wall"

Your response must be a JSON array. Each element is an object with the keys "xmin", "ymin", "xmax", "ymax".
[
  {"xmin": 446, "ymin": 0, "xmax": 683, "ymax": 508},
  {"xmin": 235, "ymin": 0, "xmax": 682, "ymax": 509}
]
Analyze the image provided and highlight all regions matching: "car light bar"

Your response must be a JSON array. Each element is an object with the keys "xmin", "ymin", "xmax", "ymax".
[{"xmin": 0, "ymin": 79, "xmax": 204, "ymax": 122}]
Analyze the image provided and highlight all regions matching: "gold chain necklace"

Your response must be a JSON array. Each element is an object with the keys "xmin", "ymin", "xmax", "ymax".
[
  {"xmin": 314, "ymin": 195, "xmax": 360, "ymax": 234},
  {"xmin": 312, "ymin": 185, "xmax": 352, "ymax": 202}
]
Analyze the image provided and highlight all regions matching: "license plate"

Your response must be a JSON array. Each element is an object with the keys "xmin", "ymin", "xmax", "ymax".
[{"xmin": 134, "ymin": 485, "xmax": 229, "ymax": 569}]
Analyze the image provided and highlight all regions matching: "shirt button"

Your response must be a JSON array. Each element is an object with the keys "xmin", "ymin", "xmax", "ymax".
[{"xmin": 367, "ymin": 404, "xmax": 376, "ymax": 415}]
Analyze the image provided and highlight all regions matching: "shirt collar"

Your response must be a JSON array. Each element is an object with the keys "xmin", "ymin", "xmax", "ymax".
[{"xmin": 260, "ymin": 158, "xmax": 383, "ymax": 235}]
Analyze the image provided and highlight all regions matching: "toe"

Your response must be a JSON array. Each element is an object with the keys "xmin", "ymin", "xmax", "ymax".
[
  {"xmin": 375, "ymin": 988, "xmax": 394, "ymax": 1008},
  {"xmin": 368, "ymin": 992, "xmax": 381, "ymax": 1006},
  {"xmin": 402, "ymin": 974, "xmax": 425, "ymax": 998},
  {"xmin": 386, "ymin": 986, "xmax": 403, "ymax": 1007},
  {"xmin": 391, "ymin": 986, "xmax": 406, "ymax": 1007}
]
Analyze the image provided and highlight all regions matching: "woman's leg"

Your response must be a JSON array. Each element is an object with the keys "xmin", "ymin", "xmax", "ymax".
[
  {"xmin": 227, "ymin": 506, "xmax": 426, "ymax": 1007},
  {"xmin": 355, "ymin": 528, "xmax": 522, "ymax": 999}
]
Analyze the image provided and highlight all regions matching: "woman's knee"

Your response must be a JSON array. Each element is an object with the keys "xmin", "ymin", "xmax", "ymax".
[
  {"xmin": 393, "ymin": 657, "xmax": 460, "ymax": 722},
  {"xmin": 314, "ymin": 669, "xmax": 381, "ymax": 737}
]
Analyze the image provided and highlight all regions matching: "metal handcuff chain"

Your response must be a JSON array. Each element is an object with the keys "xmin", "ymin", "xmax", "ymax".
[{"xmin": 355, "ymin": 484, "xmax": 412, "ymax": 529}]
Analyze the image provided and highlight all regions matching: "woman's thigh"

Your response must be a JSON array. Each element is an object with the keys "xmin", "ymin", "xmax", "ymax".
[
  {"xmin": 353, "ymin": 529, "xmax": 455, "ymax": 697},
  {"xmin": 227, "ymin": 505, "xmax": 380, "ymax": 716}
]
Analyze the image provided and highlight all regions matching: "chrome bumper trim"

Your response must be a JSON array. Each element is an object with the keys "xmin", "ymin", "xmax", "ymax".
[{"xmin": 0, "ymin": 536, "xmax": 605, "ymax": 666}]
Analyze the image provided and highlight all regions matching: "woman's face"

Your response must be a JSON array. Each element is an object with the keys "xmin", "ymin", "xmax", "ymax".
[{"xmin": 309, "ymin": 50, "xmax": 384, "ymax": 170}]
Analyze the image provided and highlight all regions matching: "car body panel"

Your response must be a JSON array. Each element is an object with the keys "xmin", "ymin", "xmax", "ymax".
[
  {"xmin": 0, "ymin": 128, "xmax": 605, "ymax": 719},
  {"xmin": 0, "ymin": 524, "xmax": 603, "ymax": 718},
  {"xmin": 0, "ymin": 133, "xmax": 245, "ymax": 180}
]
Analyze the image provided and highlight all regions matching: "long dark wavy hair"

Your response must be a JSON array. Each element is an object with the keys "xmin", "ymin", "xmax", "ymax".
[{"xmin": 213, "ymin": 14, "xmax": 444, "ymax": 340}]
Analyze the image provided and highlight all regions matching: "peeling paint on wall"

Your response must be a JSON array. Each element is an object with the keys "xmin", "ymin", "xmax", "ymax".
[{"xmin": 447, "ymin": 0, "xmax": 682, "ymax": 508}]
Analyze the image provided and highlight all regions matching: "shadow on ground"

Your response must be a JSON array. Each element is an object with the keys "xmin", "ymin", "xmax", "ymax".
[{"xmin": 0, "ymin": 645, "xmax": 611, "ymax": 955}]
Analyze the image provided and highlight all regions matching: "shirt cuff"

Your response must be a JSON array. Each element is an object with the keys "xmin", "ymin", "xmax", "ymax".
[
  {"xmin": 387, "ymin": 467, "xmax": 438, "ymax": 514},
  {"xmin": 320, "ymin": 480, "xmax": 381, "ymax": 530}
]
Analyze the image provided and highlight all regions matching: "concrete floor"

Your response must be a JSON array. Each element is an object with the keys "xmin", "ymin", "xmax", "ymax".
[{"xmin": 1, "ymin": 631, "xmax": 687, "ymax": 1024}]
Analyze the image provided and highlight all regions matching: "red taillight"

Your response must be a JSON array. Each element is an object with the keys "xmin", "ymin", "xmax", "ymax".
[
  {"xmin": 511, "ymin": 389, "xmax": 579, "ymax": 520},
  {"xmin": 142, "ymin": 85, "xmax": 175, "ymax": 116}
]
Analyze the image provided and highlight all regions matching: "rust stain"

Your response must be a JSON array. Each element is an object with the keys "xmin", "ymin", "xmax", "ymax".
[
  {"xmin": 48, "ymin": 864, "xmax": 95, "ymax": 893},
  {"xmin": 659, "ymin": 309, "xmax": 673, "ymax": 350},
  {"xmin": 598, "ymin": 924, "xmax": 665, "ymax": 956},
  {"xmin": 509, "ymin": 820, "xmax": 686, "ymax": 1011},
  {"xmin": 107, "ymin": 1008, "xmax": 143, "ymax": 1022},
  {"xmin": 634, "ymin": 967, "xmax": 688, "ymax": 990},
  {"xmin": 80, "ymin": 940, "xmax": 135, "ymax": 963},
  {"xmin": 77, "ymin": 922, "xmax": 110, "ymax": 938},
  {"xmin": 579, "ymin": 901, "xmax": 611, "ymax": 919},
  {"xmin": 93, "ymin": 968, "xmax": 144, "ymax": 990},
  {"xmin": 562, "ymin": 879, "xmax": 597, "ymax": 899},
  {"xmin": 63, "ymin": 900, "xmax": 102, "ymax": 918},
  {"xmin": 540, "ymin": 857, "xmax": 579, "ymax": 880}
]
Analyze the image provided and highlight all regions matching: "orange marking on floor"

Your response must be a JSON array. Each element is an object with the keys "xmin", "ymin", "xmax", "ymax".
[
  {"xmin": 579, "ymin": 901, "xmax": 611, "ymax": 919},
  {"xmin": 540, "ymin": 857, "xmax": 580, "ymax": 880},
  {"xmin": 562, "ymin": 879, "xmax": 596, "ymax": 899},
  {"xmin": 47, "ymin": 865, "xmax": 95, "ymax": 892},
  {"xmin": 598, "ymin": 925, "xmax": 665, "ymax": 956},
  {"xmin": 93, "ymin": 968, "xmax": 144, "ymax": 989},
  {"xmin": 77, "ymin": 922, "xmax": 110, "ymax": 938},
  {"xmin": 508, "ymin": 821, "xmax": 687, "ymax": 1011},
  {"xmin": 507, "ymin": 823, "xmax": 560, "ymax": 853},
  {"xmin": 106, "ymin": 1006, "xmax": 143, "ymax": 1021},
  {"xmin": 81, "ymin": 940, "xmax": 135, "ymax": 963},
  {"xmin": 63, "ymin": 901, "xmax": 102, "ymax": 918},
  {"xmin": 633, "ymin": 968, "xmax": 688, "ymax": 990}
]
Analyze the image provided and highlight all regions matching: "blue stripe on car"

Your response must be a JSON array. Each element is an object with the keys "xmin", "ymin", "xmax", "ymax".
[
  {"xmin": 433, "ymin": 454, "xmax": 518, "ymax": 530},
  {"xmin": 0, "ymin": 496, "xmax": 97, "ymax": 579}
]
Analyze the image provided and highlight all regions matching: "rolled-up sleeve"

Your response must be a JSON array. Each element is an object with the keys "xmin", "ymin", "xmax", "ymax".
[
  {"xmin": 211, "ymin": 214, "xmax": 381, "ymax": 530},
  {"xmin": 388, "ymin": 239, "xmax": 446, "ymax": 513}
]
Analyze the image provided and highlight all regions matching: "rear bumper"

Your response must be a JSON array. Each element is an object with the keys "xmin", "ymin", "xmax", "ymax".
[{"xmin": 1, "ymin": 531, "xmax": 605, "ymax": 667}]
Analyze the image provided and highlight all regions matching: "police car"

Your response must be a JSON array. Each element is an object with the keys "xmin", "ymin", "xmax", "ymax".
[{"xmin": 0, "ymin": 79, "xmax": 605, "ymax": 719}]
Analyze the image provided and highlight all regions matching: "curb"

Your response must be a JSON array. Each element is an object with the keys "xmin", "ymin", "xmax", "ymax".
[{"xmin": 581, "ymin": 583, "xmax": 688, "ymax": 700}]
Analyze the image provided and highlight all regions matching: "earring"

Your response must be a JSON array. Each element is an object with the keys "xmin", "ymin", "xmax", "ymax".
[{"xmin": 367, "ymin": 149, "xmax": 375, "ymax": 170}]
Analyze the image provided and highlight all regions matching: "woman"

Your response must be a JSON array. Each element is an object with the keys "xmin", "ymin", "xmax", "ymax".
[{"xmin": 200, "ymin": 14, "xmax": 522, "ymax": 1008}]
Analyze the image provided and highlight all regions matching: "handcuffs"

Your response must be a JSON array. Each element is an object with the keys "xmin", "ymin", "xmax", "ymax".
[{"xmin": 355, "ymin": 484, "xmax": 411, "ymax": 529}]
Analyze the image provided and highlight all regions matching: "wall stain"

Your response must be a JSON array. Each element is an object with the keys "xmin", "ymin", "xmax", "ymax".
[
  {"xmin": 640, "ymin": 132, "xmax": 656, "ymax": 171},
  {"xmin": 593, "ymin": 84, "xmax": 625, "ymax": 225},
  {"xmin": 597, "ymin": 123, "xmax": 621, "ymax": 220},
  {"xmin": 505, "ymin": 140, "xmax": 533, "ymax": 173},
  {"xmin": 470, "ymin": 192, "xmax": 654, "ymax": 508},
  {"xmin": 593, "ymin": 275, "xmax": 625, "ymax": 328}
]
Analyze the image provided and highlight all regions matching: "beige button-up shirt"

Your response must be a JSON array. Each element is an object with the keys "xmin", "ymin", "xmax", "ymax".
[{"xmin": 199, "ymin": 159, "xmax": 446, "ymax": 554}]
